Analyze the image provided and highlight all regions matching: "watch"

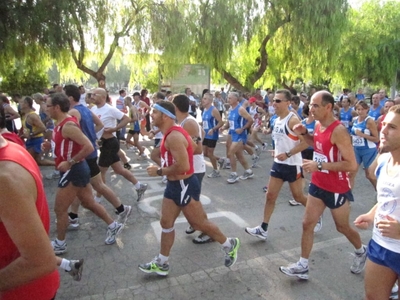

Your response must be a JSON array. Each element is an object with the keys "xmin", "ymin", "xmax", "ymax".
[
  {"xmin": 156, "ymin": 168, "xmax": 163, "ymax": 176},
  {"xmin": 192, "ymin": 136, "xmax": 201, "ymax": 143},
  {"xmin": 68, "ymin": 158, "xmax": 77, "ymax": 166},
  {"xmin": 317, "ymin": 161, "xmax": 323, "ymax": 171},
  {"xmin": 285, "ymin": 151, "xmax": 292, "ymax": 158}
]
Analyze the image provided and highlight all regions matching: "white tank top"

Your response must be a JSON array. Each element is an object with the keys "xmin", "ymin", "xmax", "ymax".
[
  {"xmin": 273, "ymin": 112, "xmax": 302, "ymax": 166},
  {"xmin": 373, "ymin": 153, "xmax": 400, "ymax": 253},
  {"xmin": 180, "ymin": 115, "xmax": 206, "ymax": 174}
]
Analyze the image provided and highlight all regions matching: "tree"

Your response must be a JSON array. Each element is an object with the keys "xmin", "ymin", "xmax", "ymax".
[
  {"xmin": 155, "ymin": 0, "xmax": 349, "ymax": 92},
  {"xmin": 332, "ymin": 0, "xmax": 400, "ymax": 88}
]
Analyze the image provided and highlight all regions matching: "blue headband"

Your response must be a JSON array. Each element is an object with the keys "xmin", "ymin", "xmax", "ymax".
[{"xmin": 153, "ymin": 103, "xmax": 176, "ymax": 119}]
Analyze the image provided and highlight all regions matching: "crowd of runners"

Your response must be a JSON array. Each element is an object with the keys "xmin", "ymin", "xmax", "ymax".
[{"xmin": 0, "ymin": 84, "xmax": 399, "ymax": 300}]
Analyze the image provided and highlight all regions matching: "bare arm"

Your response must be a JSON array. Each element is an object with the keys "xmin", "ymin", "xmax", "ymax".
[
  {"xmin": 208, "ymin": 107, "xmax": 224, "ymax": 135},
  {"xmin": 293, "ymin": 123, "xmax": 314, "ymax": 147},
  {"xmin": 325, "ymin": 125, "xmax": 357, "ymax": 172},
  {"xmin": 287, "ymin": 116, "xmax": 309, "ymax": 155},
  {"xmin": 57, "ymin": 121, "xmax": 94, "ymax": 172},
  {"xmin": 90, "ymin": 111, "xmax": 104, "ymax": 133},
  {"xmin": 162, "ymin": 131, "xmax": 190, "ymax": 175},
  {"xmin": 182, "ymin": 119, "xmax": 203, "ymax": 155},
  {"xmin": 0, "ymin": 162, "xmax": 57, "ymax": 292},
  {"xmin": 236, "ymin": 106, "xmax": 253, "ymax": 134},
  {"xmin": 4, "ymin": 105, "xmax": 19, "ymax": 121},
  {"xmin": 28, "ymin": 114, "xmax": 46, "ymax": 136}
]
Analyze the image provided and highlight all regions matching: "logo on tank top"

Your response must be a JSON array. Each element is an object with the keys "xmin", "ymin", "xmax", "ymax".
[{"xmin": 316, "ymin": 141, "xmax": 323, "ymax": 152}]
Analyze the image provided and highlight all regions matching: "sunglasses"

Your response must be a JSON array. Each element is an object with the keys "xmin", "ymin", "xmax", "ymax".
[{"xmin": 273, "ymin": 99, "xmax": 286, "ymax": 103}]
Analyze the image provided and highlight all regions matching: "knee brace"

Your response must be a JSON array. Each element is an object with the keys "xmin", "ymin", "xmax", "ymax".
[{"xmin": 162, "ymin": 226, "xmax": 175, "ymax": 233}]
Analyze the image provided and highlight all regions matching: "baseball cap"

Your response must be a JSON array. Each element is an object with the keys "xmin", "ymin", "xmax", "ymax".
[{"xmin": 249, "ymin": 97, "xmax": 257, "ymax": 103}]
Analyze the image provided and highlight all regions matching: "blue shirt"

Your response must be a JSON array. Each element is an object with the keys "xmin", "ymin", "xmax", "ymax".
[
  {"xmin": 368, "ymin": 105, "xmax": 382, "ymax": 121},
  {"xmin": 74, "ymin": 104, "xmax": 98, "ymax": 159},
  {"xmin": 202, "ymin": 106, "xmax": 219, "ymax": 140},
  {"xmin": 340, "ymin": 107, "xmax": 354, "ymax": 132}
]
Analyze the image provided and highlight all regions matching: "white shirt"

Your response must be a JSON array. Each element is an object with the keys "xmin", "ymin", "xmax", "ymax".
[
  {"xmin": 91, "ymin": 104, "xmax": 124, "ymax": 137},
  {"xmin": 79, "ymin": 93, "xmax": 86, "ymax": 106}
]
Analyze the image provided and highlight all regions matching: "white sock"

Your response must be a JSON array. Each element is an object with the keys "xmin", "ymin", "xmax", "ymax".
[
  {"xmin": 221, "ymin": 238, "xmax": 232, "ymax": 249},
  {"xmin": 252, "ymin": 154, "xmax": 257, "ymax": 159},
  {"xmin": 158, "ymin": 254, "xmax": 169, "ymax": 265},
  {"xmin": 56, "ymin": 238, "xmax": 65, "ymax": 245},
  {"xmin": 134, "ymin": 182, "xmax": 141, "ymax": 189},
  {"xmin": 108, "ymin": 221, "xmax": 117, "ymax": 229},
  {"xmin": 94, "ymin": 196, "xmax": 102, "ymax": 203},
  {"xmin": 226, "ymin": 158, "xmax": 230, "ymax": 163},
  {"xmin": 299, "ymin": 257, "xmax": 308, "ymax": 268},
  {"xmin": 231, "ymin": 172, "xmax": 237, "ymax": 176},
  {"xmin": 246, "ymin": 169, "xmax": 252, "ymax": 173},
  {"xmin": 355, "ymin": 245, "xmax": 365, "ymax": 254},
  {"xmin": 60, "ymin": 258, "xmax": 71, "ymax": 271}
]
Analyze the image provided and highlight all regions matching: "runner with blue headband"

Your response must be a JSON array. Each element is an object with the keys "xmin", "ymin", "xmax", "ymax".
[{"xmin": 153, "ymin": 103, "xmax": 176, "ymax": 120}]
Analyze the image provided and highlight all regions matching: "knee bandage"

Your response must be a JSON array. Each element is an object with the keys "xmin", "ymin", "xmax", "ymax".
[{"xmin": 162, "ymin": 226, "xmax": 175, "ymax": 233}]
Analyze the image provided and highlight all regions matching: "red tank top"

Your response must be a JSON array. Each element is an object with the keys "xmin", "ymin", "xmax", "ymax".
[
  {"xmin": 0, "ymin": 141, "xmax": 60, "ymax": 300},
  {"xmin": 53, "ymin": 116, "xmax": 83, "ymax": 167},
  {"xmin": 160, "ymin": 125, "xmax": 194, "ymax": 175},
  {"xmin": 2, "ymin": 132, "xmax": 25, "ymax": 147},
  {"xmin": 311, "ymin": 120, "xmax": 351, "ymax": 193}
]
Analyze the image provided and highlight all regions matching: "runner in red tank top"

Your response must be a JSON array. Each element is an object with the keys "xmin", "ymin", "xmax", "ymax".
[
  {"xmin": 0, "ymin": 136, "xmax": 60, "ymax": 299},
  {"xmin": 46, "ymin": 93, "xmax": 124, "ymax": 255},
  {"xmin": 280, "ymin": 91, "xmax": 367, "ymax": 280},
  {"xmin": 139, "ymin": 99, "xmax": 240, "ymax": 276}
]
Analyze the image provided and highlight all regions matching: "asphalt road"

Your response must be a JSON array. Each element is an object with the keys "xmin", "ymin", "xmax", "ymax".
[{"xmin": 41, "ymin": 133, "xmax": 377, "ymax": 300}]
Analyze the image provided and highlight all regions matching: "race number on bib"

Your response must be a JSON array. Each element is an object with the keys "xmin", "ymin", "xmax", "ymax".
[
  {"xmin": 352, "ymin": 135, "xmax": 364, "ymax": 147},
  {"xmin": 229, "ymin": 120, "xmax": 234, "ymax": 130},
  {"xmin": 313, "ymin": 152, "xmax": 329, "ymax": 174},
  {"xmin": 203, "ymin": 121, "xmax": 209, "ymax": 130}
]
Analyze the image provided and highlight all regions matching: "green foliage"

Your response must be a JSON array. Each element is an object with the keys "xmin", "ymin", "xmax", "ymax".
[{"xmin": 0, "ymin": 65, "xmax": 48, "ymax": 96}]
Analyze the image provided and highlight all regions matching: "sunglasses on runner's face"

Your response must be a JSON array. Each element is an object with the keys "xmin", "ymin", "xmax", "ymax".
[{"xmin": 273, "ymin": 99, "xmax": 285, "ymax": 103}]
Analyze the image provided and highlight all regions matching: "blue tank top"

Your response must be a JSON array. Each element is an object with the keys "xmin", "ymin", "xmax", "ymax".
[
  {"xmin": 301, "ymin": 118, "xmax": 316, "ymax": 150},
  {"xmin": 351, "ymin": 116, "xmax": 376, "ymax": 149},
  {"xmin": 74, "ymin": 104, "xmax": 97, "ymax": 159},
  {"xmin": 202, "ymin": 106, "xmax": 218, "ymax": 140},
  {"xmin": 340, "ymin": 107, "xmax": 353, "ymax": 132},
  {"xmin": 368, "ymin": 105, "xmax": 382, "ymax": 121},
  {"xmin": 228, "ymin": 105, "xmax": 245, "ymax": 132}
]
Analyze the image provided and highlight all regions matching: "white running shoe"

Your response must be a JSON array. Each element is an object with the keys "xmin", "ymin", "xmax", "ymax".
[
  {"xmin": 244, "ymin": 225, "xmax": 268, "ymax": 240},
  {"xmin": 240, "ymin": 170, "xmax": 254, "ymax": 180},
  {"xmin": 227, "ymin": 173, "xmax": 239, "ymax": 184},
  {"xmin": 289, "ymin": 199, "xmax": 301, "ymax": 206},
  {"xmin": 207, "ymin": 170, "xmax": 221, "ymax": 178},
  {"xmin": 279, "ymin": 261, "xmax": 309, "ymax": 280},
  {"xmin": 314, "ymin": 215, "xmax": 323, "ymax": 233},
  {"xmin": 350, "ymin": 245, "xmax": 367, "ymax": 274},
  {"xmin": 105, "ymin": 222, "xmax": 124, "ymax": 245}
]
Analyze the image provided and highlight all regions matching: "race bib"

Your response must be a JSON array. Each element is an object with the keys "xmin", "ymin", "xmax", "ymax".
[
  {"xmin": 313, "ymin": 152, "xmax": 329, "ymax": 174},
  {"xmin": 352, "ymin": 135, "xmax": 364, "ymax": 147},
  {"xmin": 203, "ymin": 121, "xmax": 209, "ymax": 130},
  {"xmin": 342, "ymin": 121, "xmax": 349, "ymax": 128},
  {"xmin": 229, "ymin": 120, "xmax": 234, "ymax": 130}
]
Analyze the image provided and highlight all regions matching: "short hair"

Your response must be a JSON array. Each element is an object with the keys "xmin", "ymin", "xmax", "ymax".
[
  {"xmin": 291, "ymin": 95, "xmax": 300, "ymax": 106},
  {"xmin": 133, "ymin": 92, "xmax": 140, "ymax": 97},
  {"xmin": 140, "ymin": 89, "xmax": 148, "ymax": 97},
  {"xmin": 320, "ymin": 92, "xmax": 335, "ymax": 109},
  {"xmin": 166, "ymin": 91, "xmax": 172, "ymax": 96},
  {"xmin": 157, "ymin": 100, "xmax": 176, "ymax": 116},
  {"xmin": 302, "ymin": 104, "xmax": 310, "ymax": 117},
  {"xmin": 202, "ymin": 89, "xmax": 209, "ymax": 97},
  {"xmin": 172, "ymin": 94, "xmax": 190, "ymax": 113},
  {"xmin": 228, "ymin": 92, "xmax": 240, "ymax": 101},
  {"xmin": 53, "ymin": 83, "xmax": 59, "ymax": 89},
  {"xmin": 64, "ymin": 85, "xmax": 80, "ymax": 102},
  {"xmin": 32, "ymin": 93, "xmax": 44, "ymax": 102},
  {"xmin": 389, "ymin": 104, "xmax": 400, "ymax": 114},
  {"xmin": 0, "ymin": 105, "xmax": 5, "ymax": 129},
  {"xmin": 24, "ymin": 96, "xmax": 34, "ymax": 108},
  {"xmin": 119, "ymin": 89, "xmax": 125, "ymax": 95},
  {"xmin": 275, "ymin": 89, "xmax": 292, "ymax": 101},
  {"xmin": 184, "ymin": 87, "xmax": 191, "ymax": 94},
  {"xmin": 0, "ymin": 95, "xmax": 9, "ymax": 104},
  {"xmin": 51, "ymin": 93, "xmax": 70, "ymax": 112},
  {"xmin": 355, "ymin": 100, "xmax": 369, "ymax": 110},
  {"xmin": 155, "ymin": 92, "xmax": 165, "ymax": 100}
]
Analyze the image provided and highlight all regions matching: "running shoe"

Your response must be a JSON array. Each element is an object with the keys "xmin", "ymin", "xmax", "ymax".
[
  {"xmin": 350, "ymin": 245, "xmax": 367, "ymax": 274},
  {"xmin": 227, "ymin": 173, "xmax": 239, "ymax": 184},
  {"xmin": 391, "ymin": 283, "xmax": 399, "ymax": 300},
  {"xmin": 262, "ymin": 143, "xmax": 268, "ymax": 151},
  {"xmin": 224, "ymin": 238, "xmax": 240, "ymax": 267},
  {"xmin": 105, "ymin": 222, "xmax": 124, "ymax": 245},
  {"xmin": 224, "ymin": 162, "xmax": 231, "ymax": 169},
  {"xmin": 67, "ymin": 259, "xmax": 84, "ymax": 281},
  {"xmin": 136, "ymin": 183, "xmax": 148, "ymax": 201},
  {"xmin": 289, "ymin": 199, "xmax": 301, "ymax": 206},
  {"xmin": 279, "ymin": 261, "xmax": 309, "ymax": 280},
  {"xmin": 240, "ymin": 170, "xmax": 254, "ymax": 180},
  {"xmin": 68, "ymin": 216, "xmax": 80, "ymax": 230},
  {"xmin": 314, "ymin": 215, "xmax": 323, "ymax": 233},
  {"xmin": 255, "ymin": 146, "xmax": 261, "ymax": 156},
  {"xmin": 51, "ymin": 240, "xmax": 67, "ymax": 255},
  {"xmin": 252, "ymin": 155, "xmax": 260, "ymax": 165},
  {"xmin": 193, "ymin": 233, "xmax": 214, "ymax": 244},
  {"xmin": 244, "ymin": 225, "xmax": 268, "ymax": 240},
  {"xmin": 123, "ymin": 163, "xmax": 131, "ymax": 170},
  {"xmin": 217, "ymin": 157, "xmax": 225, "ymax": 169},
  {"xmin": 207, "ymin": 170, "xmax": 221, "ymax": 178},
  {"xmin": 138, "ymin": 257, "xmax": 169, "ymax": 276},
  {"xmin": 116, "ymin": 205, "xmax": 132, "ymax": 224},
  {"xmin": 185, "ymin": 225, "xmax": 195, "ymax": 234}
]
